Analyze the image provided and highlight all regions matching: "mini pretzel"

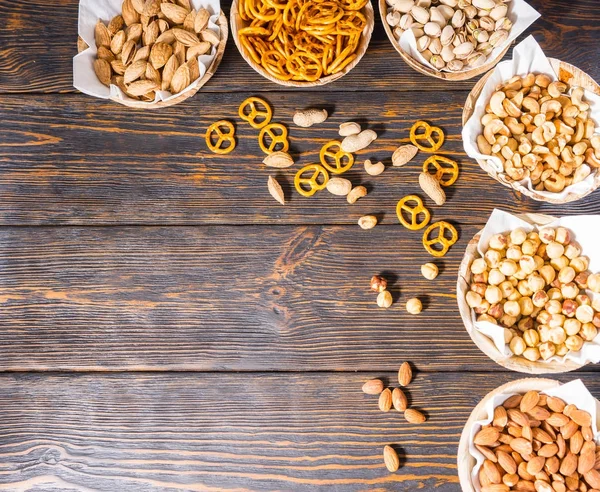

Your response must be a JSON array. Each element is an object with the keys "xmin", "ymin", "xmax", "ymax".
[
  {"xmin": 423, "ymin": 155, "xmax": 459, "ymax": 187},
  {"xmin": 239, "ymin": 97, "xmax": 273, "ymax": 129},
  {"xmin": 294, "ymin": 164, "xmax": 329, "ymax": 197},
  {"xmin": 205, "ymin": 120, "xmax": 236, "ymax": 155},
  {"xmin": 396, "ymin": 195, "xmax": 431, "ymax": 231},
  {"xmin": 259, "ymin": 123, "xmax": 289, "ymax": 154},
  {"xmin": 410, "ymin": 121, "xmax": 445, "ymax": 153},
  {"xmin": 423, "ymin": 221, "xmax": 458, "ymax": 257},
  {"xmin": 319, "ymin": 141, "xmax": 354, "ymax": 174}
]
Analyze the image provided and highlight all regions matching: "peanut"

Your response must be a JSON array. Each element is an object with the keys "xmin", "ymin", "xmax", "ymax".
[
  {"xmin": 418, "ymin": 172, "xmax": 446, "ymax": 205},
  {"xmin": 339, "ymin": 121, "xmax": 361, "ymax": 137},
  {"xmin": 341, "ymin": 129, "xmax": 377, "ymax": 153},
  {"xmin": 293, "ymin": 108, "xmax": 328, "ymax": 128}
]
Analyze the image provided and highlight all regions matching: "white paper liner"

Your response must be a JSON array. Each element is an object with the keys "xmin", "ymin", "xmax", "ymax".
[
  {"xmin": 469, "ymin": 379, "xmax": 600, "ymax": 490},
  {"xmin": 459, "ymin": 209, "xmax": 600, "ymax": 366},
  {"xmin": 73, "ymin": 0, "xmax": 221, "ymax": 105},
  {"xmin": 462, "ymin": 36, "xmax": 600, "ymax": 200},
  {"xmin": 397, "ymin": 0, "xmax": 539, "ymax": 74}
]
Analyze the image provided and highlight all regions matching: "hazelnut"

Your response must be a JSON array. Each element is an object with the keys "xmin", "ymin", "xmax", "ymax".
[
  {"xmin": 538, "ymin": 264, "xmax": 556, "ymax": 285},
  {"xmin": 564, "ymin": 243, "xmax": 581, "ymax": 260},
  {"xmin": 510, "ymin": 228, "xmax": 527, "ymax": 245},
  {"xmin": 533, "ymin": 255, "xmax": 544, "ymax": 270},
  {"xmin": 472, "ymin": 272, "xmax": 488, "ymax": 284},
  {"xmin": 466, "ymin": 291, "xmax": 483, "ymax": 308},
  {"xmin": 471, "ymin": 283, "xmax": 487, "ymax": 297},
  {"xmin": 523, "ymin": 347, "xmax": 541, "ymax": 361},
  {"xmin": 377, "ymin": 290, "xmax": 393, "ymax": 308},
  {"xmin": 565, "ymin": 335, "xmax": 584, "ymax": 351},
  {"xmin": 521, "ymin": 240, "xmax": 537, "ymax": 256},
  {"xmin": 558, "ymin": 266, "xmax": 576, "ymax": 284},
  {"xmin": 488, "ymin": 269, "xmax": 506, "ymax": 286},
  {"xmin": 517, "ymin": 280, "xmax": 533, "ymax": 297},
  {"xmin": 581, "ymin": 322, "xmax": 598, "ymax": 341},
  {"xmin": 523, "ymin": 328, "xmax": 540, "ymax": 347},
  {"xmin": 489, "ymin": 233, "xmax": 508, "ymax": 250},
  {"xmin": 518, "ymin": 316, "xmax": 534, "ymax": 332},
  {"xmin": 539, "ymin": 227, "xmax": 556, "ymax": 244},
  {"xmin": 570, "ymin": 256, "xmax": 589, "ymax": 273},
  {"xmin": 499, "ymin": 280, "xmax": 515, "ymax": 298},
  {"xmin": 562, "ymin": 299, "xmax": 578, "ymax": 318},
  {"xmin": 536, "ymin": 243, "xmax": 548, "ymax": 259},
  {"xmin": 518, "ymin": 297, "xmax": 534, "ymax": 316},
  {"xmin": 527, "ymin": 273, "xmax": 545, "ymax": 292},
  {"xmin": 564, "ymin": 318, "xmax": 582, "ymax": 336},
  {"xmin": 546, "ymin": 241, "xmax": 565, "ymax": 259},
  {"xmin": 370, "ymin": 275, "xmax": 388, "ymax": 293},
  {"xmin": 539, "ymin": 342, "xmax": 556, "ymax": 360},
  {"xmin": 502, "ymin": 300, "xmax": 520, "ymax": 317},
  {"xmin": 561, "ymin": 282, "xmax": 579, "ymax": 299},
  {"xmin": 575, "ymin": 304, "xmax": 594, "ymax": 323},
  {"xmin": 474, "ymin": 300, "xmax": 490, "ymax": 314},
  {"xmin": 507, "ymin": 290, "xmax": 521, "ymax": 302},
  {"xmin": 588, "ymin": 273, "xmax": 600, "ymax": 293},
  {"xmin": 488, "ymin": 303, "xmax": 504, "ymax": 319},
  {"xmin": 478, "ymin": 314, "xmax": 497, "ymax": 324},
  {"xmin": 594, "ymin": 312, "xmax": 600, "ymax": 329},
  {"xmin": 499, "ymin": 259, "xmax": 518, "ymax": 276},
  {"xmin": 545, "ymin": 299, "xmax": 562, "ymax": 315},
  {"xmin": 421, "ymin": 262, "xmax": 438, "ymax": 280},
  {"xmin": 554, "ymin": 227, "xmax": 571, "ymax": 245},
  {"xmin": 548, "ymin": 313, "xmax": 565, "ymax": 329},
  {"xmin": 549, "ymin": 326, "xmax": 567, "ymax": 345},
  {"xmin": 485, "ymin": 285, "xmax": 502, "ymax": 304},
  {"xmin": 555, "ymin": 343, "xmax": 569, "ymax": 356},
  {"xmin": 576, "ymin": 294, "xmax": 591, "ymax": 306},
  {"xmin": 547, "ymin": 287, "xmax": 563, "ymax": 301},
  {"xmin": 509, "ymin": 336, "xmax": 526, "ymax": 355},
  {"xmin": 519, "ymin": 255, "xmax": 536, "ymax": 274},
  {"xmin": 512, "ymin": 269, "xmax": 527, "ymax": 280},
  {"xmin": 406, "ymin": 297, "xmax": 422, "ymax": 315},
  {"xmin": 550, "ymin": 256, "xmax": 570, "ymax": 272},
  {"xmin": 471, "ymin": 258, "xmax": 488, "ymax": 275},
  {"xmin": 574, "ymin": 271, "xmax": 589, "ymax": 288},
  {"xmin": 485, "ymin": 249, "xmax": 503, "ymax": 268},
  {"xmin": 532, "ymin": 290, "xmax": 549, "ymax": 308},
  {"xmin": 538, "ymin": 325, "xmax": 552, "ymax": 343},
  {"xmin": 506, "ymin": 246, "xmax": 523, "ymax": 261},
  {"xmin": 499, "ymin": 314, "xmax": 517, "ymax": 328}
]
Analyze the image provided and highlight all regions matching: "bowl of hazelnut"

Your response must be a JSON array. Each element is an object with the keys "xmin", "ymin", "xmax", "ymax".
[{"xmin": 457, "ymin": 210, "xmax": 600, "ymax": 373}]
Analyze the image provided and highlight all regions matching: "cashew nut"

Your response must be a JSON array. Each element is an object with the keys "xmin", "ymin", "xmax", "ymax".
[
  {"xmin": 364, "ymin": 159, "xmax": 385, "ymax": 176},
  {"xmin": 489, "ymin": 91, "xmax": 508, "ymax": 118}
]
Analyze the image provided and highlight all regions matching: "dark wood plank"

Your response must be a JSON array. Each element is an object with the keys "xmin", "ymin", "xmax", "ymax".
[
  {"xmin": 0, "ymin": 224, "xmax": 598, "ymax": 372},
  {"xmin": 0, "ymin": 0, "xmax": 599, "ymax": 93},
  {"xmin": 0, "ymin": 371, "xmax": 598, "ymax": 491},
  {"xmin": 2, "ymin": 91, "xmax": 600, "ymax": 226}
]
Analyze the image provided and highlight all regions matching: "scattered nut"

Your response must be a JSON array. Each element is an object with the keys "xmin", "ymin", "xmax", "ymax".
[
  {"xmin": 358, "ymin": 215, "xmax": 378, "ymax": 230},
  {"xmin": 398, "ymin": 362, "xmax": 412, "ymax": 386},
  {"xmin": 364, "ymin": 159, "xmax": 385, "ymax": 176},
  {"xmin": 362, "ymin": 379, "xmax": 384, "ymax": 394},
  {"xmin": 404, "ymin": 408, "xmax": 426, "ymax": 424},
  {"xmin": 421, "ymin": 263, "xmax": 439, "ymax": 280},
  {"xmin": 392, "ymin": 388, "xmax": 408, "ymax": 412},
  {"xmin": 341, "ymin": 129, "xmax": 377, "ymax": 153},
  {"xmin": 263, "ymin": 151, "xmax": 294, "ymax": 168},
  {"xmin": 339, "ymin": 121, "xmax": 361, "ymax": 137},
  {"xmin": 267, "ymin": 176, "xmax": 285, "ymax": 205},
  {"xmin": 406, "ymin": 297, "xmax": 423, "ymax": 314},
  {"xmin": 383, "ymin": 445, "xmax": 400, "ymax": 472},
  {"xmin": 347, "ymin": 185, "xmax": 367, "ymax": 204},
  {"xmin": 418, "ymin": 172, "xmax": 446, "ymax": 205},
  {"xmin": 326, "ymin": 177, "xmax": 352, "ymax": 196},
  {"xmin": 378, "ymin": 388, "xmax": 393, "ymax": 412},
  {"xmin": 392, "ymin": 144, "xmax": 418, "ymax": 167},
  {"xmin": 377, "ymin": 290, "xmax": 393, "ymax": 308},
  {"xmin": 370, "ymin": 275, "xmax": 388, "ymax": 293},
  {"xmin": 293, "ymin": 108, "xmax": 328, "ymax": 128}
]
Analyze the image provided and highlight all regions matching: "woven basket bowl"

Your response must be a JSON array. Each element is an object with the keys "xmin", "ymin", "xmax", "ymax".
[
  {"xmin": 78, "ymin": 12, "xmax": 228, "ymax": 109},
  {"xmin": 230, "ymin": 0, "xmax": 374, "ymax": 87},
  {"xmin": 462, "ymin": 58, "xmax": 600, "ymax": 203},
  {"xmin": 457, "ymin": 377, "xmax": 600, "ymax": 491},
  {"xmin": 378, "ymin": 0, "xmax": 510, "ymax": 81},
  {"xmin": 456, "ymin": 212, "xmax": 591, "ymax": 374}
]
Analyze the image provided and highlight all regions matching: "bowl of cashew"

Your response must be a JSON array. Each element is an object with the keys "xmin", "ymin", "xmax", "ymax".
[{"xmin": 463, "ymin": 58, "xmax": 600, "ymax": 204}]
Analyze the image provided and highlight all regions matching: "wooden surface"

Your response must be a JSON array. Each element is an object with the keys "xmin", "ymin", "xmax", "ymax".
[{"xmin": 0, "ymin": 0, "xmax": 600, "ymax": 489}]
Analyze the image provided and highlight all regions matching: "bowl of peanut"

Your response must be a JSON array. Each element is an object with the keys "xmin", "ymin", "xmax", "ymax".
[
  {"xmin": 457, "ymin": 377, "xmax": 600, "ymax": 491},
  {"xmin": 457, "ymin": 210, "xmax": 600, "ymax": 374}
]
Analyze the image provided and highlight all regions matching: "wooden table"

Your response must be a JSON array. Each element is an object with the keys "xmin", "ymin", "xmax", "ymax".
[{"xmin": 0, "ymin": 0, "xmax": 599, "ymax": 490}]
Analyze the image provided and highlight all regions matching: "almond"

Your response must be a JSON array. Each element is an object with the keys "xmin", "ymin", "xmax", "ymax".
[
  {"xmin": 474, "ymin": 427, "xmax": 501, "ymax": 446},
  {"xmin": 200, "ymin": 29, "xmax": 220, "ymax": 45},
  {"xmin": 267, "ymin": 176, "xmax": 285, "ymax": 205},
  {"xmin": 392, "ymin": 144, "xmax": 418, "ymax": 167},
  {"xmin": 379, "ymin": 388, "xmax": 392, "ymax": 412},
  {"xmin": 383, "ymin": 445, "xmax": 400, "ymax": 472},
  {"xmin": 570, "ymin": 409, "xmax": 592, "ymax": 427},
  {"xmin": 187, "ymin": 41, "xmax": 212, "ymax": 60},
  {"xmin": 526, "ymin": 405, "xmax": 550, "ymax": 421},
  {"xmin": 149, "ymin": 42, "xmax": 172, "ymax": 69},
  {"xmin": 142, "ymin": 0, "xmax": 161, "ymax": 16},
  {"xmin": 361, "ymin": 379, "xmax": 384, "ymax": 395},
  {"xmin": 559, "ymin": 451, "xmax": 578, "ymax": 476},
  {"xmin": 170, "ymin": 64, "xmax": 190, "ymax": 94},
  {"xmin": 127, "ymin": 79, "xmax": 158, "ymax": 97},
  {"xmin": 123, "ymin": 60, "xmax": 147, "ymax": 84},
  {"xmin": 476, "ymin": 445, "xmax": 497, "ymax": 463},
  {"xmin": 392, "ymin": 388, "xmax": 408, "ymax": 412},
  {"xmin": 583, "ymin": 469, "xmax": 600, "ymax": 488},
  {"xmin": 570, "ymin": 430, "xmax": 584, "ymax": 455},
  {"xmin": 160, "ymin": 3, "xmax": 190, "ymax": 24},
  {"xmin": 172, "ymin": 27, "xmax": 200, "ymax": 46},
  {"xmin": 110, "ymin": 29, "xmax": 126, "ymax": 55},
  {"xmin": 520, "ymin": 391, "xmax": 540, "ymax": 413},
  {"xmin": 480, "ymin": 485, "xmax": 509, "ymax": 492},
  {"xmin": 507, "ymin": 409, "xmax": 529, "ymax": 427},
  {"xmin": 509, "ymin": 437, "xmax": 532, "ymax": 455},
  {"xmin": 547, "ymin": 412, "xmax": 570, "ymax": 427},
  {"xmin": 561, "ymin": 419, "xmax": 579, "ymax": 440},
  {"xmin": 183, "ymin": 9, "xmax": 197, "ymax": 32},
  {"xmin": 143, "ymin": 20, "xmax": 159, "ymax": 46},
  {"xmin": 161, "ymin": 55, "xmax": 179, "ymax": 91},
  {"xmin": 496, "ymin": 450, "xmax": 517, "ymax": 474},
  {"xmin": 94, "ymin": 20, "xmax": 112, "ymax": 48},
  {"xmin": 186, "ymin": 57, "xmax": 200, "ymax": 81},
  {"xmin": 483, "ymin": 459, "xmax": 501, "ymax": 484},
  {"xmin": 404, "ymin": 408, "xmax": 426, "ymax": 424},
  {"xmin": 493, "ymin": 406, "xmax": 508, "ymax": 427},
  {"xmin": 194, "ymin": 8, "xmax": 211, "ymax": 33},
  {"xmin": 537, "ymin": 443, "xmax": 558, "ymax": 458},
  {"xmin": 93, "ymin": 58, "xmax": 112, "ymax": 86},
  {"xmin": 145, "ymin": 63, "xmax": 161, "ymax": 84},
  {"xmin": 531, "ymin": 428, "xmax": 553, "ymax": 444},
  {"xmin": 121, "ymin": 39, "xmax": 137, "ymax": 65},
  {"xmin": 579, "ymin": 441, "xmax": 596, "ymax": 474},
  {"xmin": 110, "ymin": 59, "xmax": 126, "ymax": 75},
  {"xmin": 107, "ymin": 14, "xmax": 124, "ymax": 35},
  {"xmin": 526, "ymin": 455, "xmax": 545, "ymax": 475},
  {"xmin": 398, "ymin": 362, "xmax": 412, "ymax": 387},
  {"xmin": 126, "ymin": 23, "xmax": 143, "ymax": 43},
  {"xmin": 546, "ymin": 396, "xmax": 566, "ymax": 413},
  {"xmin": 502, "ymin": 395, "xmax": 522, "ymax": 409},
  {"xmin": 122, "ymin": 0, "xmax": 140, "ymax": 25},
  {"xmin": 133, "ymin": 45, "xmax": 150, "ymax": 62},
  {"xmin": 582, "ymin": 425, "xmax": 594, "ymax": 442},
  {"xmin": 156, "ymin": 29, "xmax": 176, "ymax": 44},
  {"xmin": 263, "ymin": 151, "xmax": 294, "ymax": 169}
]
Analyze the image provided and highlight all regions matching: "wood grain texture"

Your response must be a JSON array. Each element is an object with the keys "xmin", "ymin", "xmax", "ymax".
[
  {"xmin": 0, "ymin": 224, "xmax": 598, "ymax": 372},
  {"xmin": 0, "ymin": 371, "xmax": 597, "ymax": 491},
  {"xmin": 2, "ymin": 91, "xmax": 600, "ymax": 225},
  {"xmin": 0, "ymin": 0, "xmax": 599, "ymax": 93}
]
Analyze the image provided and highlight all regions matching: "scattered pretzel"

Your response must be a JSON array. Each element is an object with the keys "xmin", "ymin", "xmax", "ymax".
[
  {"xmin": 259, "ymin": 123, "xmax": 289, "ymax": 154},
  {"xmin": 396, "ymin": 195, "xmax": 431, "ymax": 231},
  {"xmin": 423, "ymin": 155, "xmax": 459, "ymax": 187},
  {"xmin": 410, "ymin": 121, "xmax": 444, "ymax": 153},
  {"xmin": 294, "ymin": 164, "xmax": 330, "ymax": 197},
  {"xmin": 205, "ymin": 120, "xmax": 236, "ymax": 154},
  {"xmin": 422, "ymin": 221, "xmax": 458, "ymax": 257},
  {"xmin": 320, "ymin": 140, "xmax": 354, "ymax": 174},
  {"xmin": 239, "ymin": 97, "xmax": 273, "ymax": 129}
]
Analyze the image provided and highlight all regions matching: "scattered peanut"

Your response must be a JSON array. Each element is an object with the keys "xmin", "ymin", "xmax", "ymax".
[
  {"xmin": 406, "ymin": 297, "xmax": 423, "ymax": 314},
  {"xmin": 358, "ymin": 215, "xmax": 378, "ymax": 230},
  {"xmin": 339, "ymin": 121, "xmax": 361, "ymax": 136},
  {"xmin": 364, "ymin": 159, "xmax": 385, "ymax": 176},
  {"xmin": 418, "ymin": 172, "xmax": 446, "ymax": 205},
  {"xmin": 392, "ymin": 144, "xmax": 418, "ymax": 167},
  {"xmin": 267, "ymin": 176, "xmax": 285, "ymax": 205},
  {"xmin": 377, "ymin": 290, "xmax": 393, "ymax": 308},
  {"xmin": 343, "ymin": 185, "xmax": 366, "ymax": 205},
  {"xmin": 293, "ymin": 108, "xmax": 328, "ymax": 128},
  {"xmin": 421, "ymin": 262, "xmax": 439, "ymax": 280},
  {"xmin": 326, "ymin": 177, "xmax": 352, "ymax": 196},
  {"xmin": 341, "ymin": 129, "xmax": 377, "ymax": 153}
]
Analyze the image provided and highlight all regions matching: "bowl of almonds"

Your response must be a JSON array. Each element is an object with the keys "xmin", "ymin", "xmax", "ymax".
[
  {"xmin": 380, "ymin": 0, "xmax": 540, "ymax": 80},
  {"xmin": 457, "ymin": 378, "xmax": 600, "ymax": 492},
  {"xmin": 457, "ymin": 210, "xmax": 600, "ymax": 374},
  {"xmin": 74, "ymin": 0, "xmax": 228, "ymax": 108},
  {"xmin": 462, "ymin": 37, "xmax": 600, "ymax": 203}
]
